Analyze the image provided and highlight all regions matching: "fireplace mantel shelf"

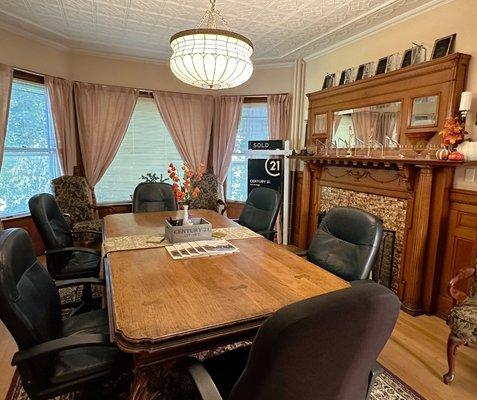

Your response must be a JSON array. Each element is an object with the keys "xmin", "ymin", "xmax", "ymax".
[{"xmin": 289, "ymin": 155, "xmax": 476, "ymax": 169}]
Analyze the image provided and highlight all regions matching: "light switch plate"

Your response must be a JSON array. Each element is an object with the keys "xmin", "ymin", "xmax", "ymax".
[{"xmin": 464, "ymin": 168, "xmax": 476, "ymax": 182}]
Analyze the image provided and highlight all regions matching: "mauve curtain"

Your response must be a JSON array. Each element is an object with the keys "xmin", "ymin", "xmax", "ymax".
[
  {"xmin": 45, "ymin": 76, "xmax": 77, "ymax": 175},
  {"xmin": 0, "ymin": 64, "xmax": 13, "ymax": 172},
  {"xmin": 213, "ymin": 95, "xmax": 244, "ymax": 201},
  {"xmin": 74, "ymin": 82, "xmax": 138, "ymax": 191},
  {"xmin": 153, "ymin": 91, "xmax": 214, "ymax": 171},
  {"xmin": 351, "ymin": 111, "xmax": 380, "ymax": 145},
  {"xmin": 267, "ymin": 94, "xmax": 291, "ymax": 140},
  {"xmin": 377, "ymin": 112, "xmax": 400, "ymax": 144}
]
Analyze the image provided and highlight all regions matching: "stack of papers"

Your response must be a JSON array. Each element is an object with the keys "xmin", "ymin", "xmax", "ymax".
[{"xmin": 166, "ymin": 240, "xmax": 239, "ymax": 260}]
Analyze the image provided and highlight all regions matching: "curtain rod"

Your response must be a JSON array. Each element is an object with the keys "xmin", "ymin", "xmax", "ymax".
[{"xmin": 11, "ymin": 67, "xmax": 290, "ymax": 97}]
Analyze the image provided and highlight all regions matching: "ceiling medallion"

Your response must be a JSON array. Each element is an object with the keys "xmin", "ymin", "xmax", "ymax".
[{"xmin": 169, "ymin": 0, "xmax": 254, "ymax": 90}]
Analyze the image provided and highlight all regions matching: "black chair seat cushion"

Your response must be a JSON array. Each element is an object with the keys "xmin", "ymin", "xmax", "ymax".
[
  {"xmin": 62, "ymin": 251, "xmax": 100, "ymax": 276},
  {"xmin": 52, "ymin": 309, "xmax": 128, "ymax": 385},
  {"xmin": 61, "ymin": 309, "xmax": 109, "ymax": 336},
  {"xmin": 202, "ymin": 346, "xmax": 251, "ymax": 398}
]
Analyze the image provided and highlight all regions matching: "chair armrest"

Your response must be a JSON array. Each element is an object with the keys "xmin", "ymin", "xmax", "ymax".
[
  {"xmin": 55, "ymin": 277, "xmax": 105, "ymax": 289},
  {"xmin": 12, "ymin": 334, "xmax": 110, "ymax": 365},
  {"xmin": 256, "ymin": 229, "xmax": 277, "ymax": 236},
  {"xmin": 449, "ymin": 267, "xmax": 476, "ymax": 306},
  {"xmin": 350, "ymin": 279, "xmax": 375, "ymax": 287},
  {"xmin": 182, "ymin": 358, "xmax": 223, "ymax": 400},
  {"xmin": 293, "ymin": 248, "xmax": 308, "ymax": 257},
  {"xmin": 73, "ymin": 230, "xmax": 102, "ymax": 237},
  {"xmin": 45, "ymin": 247, "xmax": 101, "ymax": 257}
]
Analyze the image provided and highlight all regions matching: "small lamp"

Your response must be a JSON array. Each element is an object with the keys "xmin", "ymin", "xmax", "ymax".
[{"xmin": 459, "ymin": 91, "xmax": 472, "ymax": 121}]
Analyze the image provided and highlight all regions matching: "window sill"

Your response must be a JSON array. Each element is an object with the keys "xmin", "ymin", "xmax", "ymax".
[
  {"xmin": 0, "ymin": 212, "xmax": 31, "ymax": 221},
  {"xmin": 96, "ymin": 201, "xmax": 132, "ymax": 207},
  {"xmin": 225, "ymin": 200, "xmax": 245, "ymax": 205}
]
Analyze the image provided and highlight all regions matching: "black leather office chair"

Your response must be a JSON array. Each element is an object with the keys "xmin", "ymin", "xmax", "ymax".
[
  {"xmin": 237, "ymin": 187, "xmax": 281, "ymax": 241},
  {"xmin": 307, "ymin": 207, "xmax": 383, "ymax": 282},
  {"xmin": 29, "ymin": 193, "xmax": 101, "ymax": 310},
  {"xmin": 0, "ymin": 228, "xmax": 130, "ymax": 400},
  {"xmin": 184, "ymin": 283, "xmax": 400, "ymax": 400},
  {"xmin": 132, "ymin": 182, "xmax": 178, "ymax": 213}
]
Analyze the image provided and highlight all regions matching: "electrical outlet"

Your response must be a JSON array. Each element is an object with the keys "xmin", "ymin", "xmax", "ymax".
[{"xmin": 464, "ymin": 168, "xmax": 476, "ymax": 183}]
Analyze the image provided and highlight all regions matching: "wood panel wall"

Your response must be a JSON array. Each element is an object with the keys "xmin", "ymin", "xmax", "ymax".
[{"xmin": 434, "ymin": 189, "xmax": 477, "ymax": 317}]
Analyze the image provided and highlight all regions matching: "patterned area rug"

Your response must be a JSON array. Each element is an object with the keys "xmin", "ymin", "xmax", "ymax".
[
  {"xmin": 6, "ymin": 363, "xmax": 426, "ymax": 400},
  {"xmin": 6, "ymin": 290, "xmax": 426, "ymax": 400}
]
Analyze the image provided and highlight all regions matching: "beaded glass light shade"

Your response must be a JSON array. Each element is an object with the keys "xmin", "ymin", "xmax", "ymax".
[{"xmin": 169, "ymin": 1, "xmax": 254, "ymax": 90}]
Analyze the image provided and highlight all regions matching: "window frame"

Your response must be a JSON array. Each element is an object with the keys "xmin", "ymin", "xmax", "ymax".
[
  {"xmin": 225, "ymin": 97, "xmax": 269, "ymax": 204},
  {"xmin": 0, "ymin": 73, "xmax": 60, "ymax": 218}
]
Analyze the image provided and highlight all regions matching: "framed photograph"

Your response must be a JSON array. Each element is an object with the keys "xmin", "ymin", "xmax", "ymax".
[
  {"xmin": 339, "ymin": 68, "xmax": 353, "ymax": 85},
  {"xmin": 355, "ymin": 64, "xmax": 365, "ymax": 81},
  {"xmin": 431, "ymin": 34, "xmax": 456, "ymax": 59},
  {"xmin": 322, "ymin": 73, "xmax": 335, "ymax": 89},
  {"xmin": 401, "ymin": 48, "xmax": 413, "ymax": 68},
  {"xmin": 376, "ymin": 57, "xmax": 388, "ymax": 75}
]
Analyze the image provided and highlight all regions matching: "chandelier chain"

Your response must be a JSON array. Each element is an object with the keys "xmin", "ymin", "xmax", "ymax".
[{"xmin": 195, "ymin": 0, "xmax": 231, "ymax": 31}]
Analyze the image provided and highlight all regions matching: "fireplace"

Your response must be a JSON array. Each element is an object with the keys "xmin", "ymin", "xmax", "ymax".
[{"xmin": 291, "ymin": 155, "xmax": 469, "ymax": 316}]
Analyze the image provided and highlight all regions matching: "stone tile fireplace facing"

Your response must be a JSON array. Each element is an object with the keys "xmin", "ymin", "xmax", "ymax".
[{"xmin": 320, "ymin": 187, "xmax": 407, "ymax": 292}]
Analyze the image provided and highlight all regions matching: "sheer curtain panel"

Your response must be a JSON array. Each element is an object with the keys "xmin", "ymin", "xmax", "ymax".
[
  {"xmin": 213, "ymin": 95, "xmax": 243, "ymax": 201},
  {"xmin": 45, "ymin": 76, "xmax": 77, "ymax": 175},
  {"xmin": 74, "ymin": 82, "xmax": 138, "ymax": 192},
  {"xmin": 153, "ymin": 91, "xmax": 214, "ymax": 171},
  {"xmin": 0, "ymin": 64, "xmax": 12, "ymax": 172}
]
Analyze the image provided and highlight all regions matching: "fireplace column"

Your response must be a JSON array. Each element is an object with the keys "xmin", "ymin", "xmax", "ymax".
[{"xmin": 400, "ymin": 166, "xmax": 434, "ymax": 315}]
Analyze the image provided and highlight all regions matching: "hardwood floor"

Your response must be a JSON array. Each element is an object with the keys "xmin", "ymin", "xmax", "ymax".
[{"xmin": 0, "ymin": 311, "xmax": 475, "ymax": 399}]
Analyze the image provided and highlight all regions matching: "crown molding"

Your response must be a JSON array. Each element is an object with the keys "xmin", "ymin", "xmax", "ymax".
[{"xmin": 303, "ymin": 0, "xmax": 454, "ymax": 62}]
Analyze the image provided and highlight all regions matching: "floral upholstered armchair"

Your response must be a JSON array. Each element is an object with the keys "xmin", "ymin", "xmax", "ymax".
[
  {"xmin": 51, "ymin": 175, "xmax": 111, "ymax": 242},
  {"xmin": 189, "ymin": 173, "xmax": 227, "ymax": 215},
  {"xmin": 443, "ymin": 266, "xmax": 477, "ymax": 384}
]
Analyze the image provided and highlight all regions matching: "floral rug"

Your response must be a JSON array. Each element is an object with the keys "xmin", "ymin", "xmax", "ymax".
[
  {"xmin": 5, "ymin": 367, "xmax": 426, "ymax": 400},
  {"xmin": 6, "ymin": 289, "xmax": 426, "ymax": 400}
]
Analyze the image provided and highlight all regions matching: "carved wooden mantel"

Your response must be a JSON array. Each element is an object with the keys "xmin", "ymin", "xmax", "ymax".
[{"xmin": 290, "ymin": 155, "xmax": 476, "ymax": 316}]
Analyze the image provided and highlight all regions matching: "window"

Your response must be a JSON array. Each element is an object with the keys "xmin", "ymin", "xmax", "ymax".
[
  {"xmin": 226, "ymin": 103, "xmax": 268, "ymax": 202},
  {"xmin": 96, "ymin": 97, "xmax": 182, "ymax": 203},
  {"xmin": 0, "ymin": 79, "xmax": 59, "ymax": 218}
]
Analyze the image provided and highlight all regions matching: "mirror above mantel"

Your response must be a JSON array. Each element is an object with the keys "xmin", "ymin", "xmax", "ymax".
[
  {"xmin": 306, "ymin": 53, "xmax": 470, "ymax": 150},
  {"xmin": 333, "ymin": 101, "xmax": 402, "ymax": 148}
]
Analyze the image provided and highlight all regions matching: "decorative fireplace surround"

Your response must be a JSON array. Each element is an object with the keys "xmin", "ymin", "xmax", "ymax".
[
  {"xmin": 320, "ymin": 186, "xmax": 406, "ymax": 292},
  {"xmin": 290, "ymin": 156, "xmax": 475, "ymax": 316}
]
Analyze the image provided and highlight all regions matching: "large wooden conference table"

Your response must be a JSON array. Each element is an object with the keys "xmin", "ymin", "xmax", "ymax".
[{"xmin": 103, "ymin": 209, "xmax": 349, "ymax": 399}]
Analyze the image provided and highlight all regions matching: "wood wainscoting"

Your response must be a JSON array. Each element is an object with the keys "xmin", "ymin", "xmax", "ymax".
[{"xmin": 434, "ymin": 189, "xmax": 477, "ymax": 318}]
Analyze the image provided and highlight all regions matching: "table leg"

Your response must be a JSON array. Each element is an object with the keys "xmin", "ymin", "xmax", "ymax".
[{"xmin": 130, "ymin": 360, "xmax": 180, "ymax": 400}]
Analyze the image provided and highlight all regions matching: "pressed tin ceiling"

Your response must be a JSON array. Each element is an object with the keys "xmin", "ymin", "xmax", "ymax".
[{"xmin": 0, "ymin": 0, "xmax": 447, "ymax": 64}]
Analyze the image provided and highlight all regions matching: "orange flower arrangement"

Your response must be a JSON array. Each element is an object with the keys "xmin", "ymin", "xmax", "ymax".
[
  {"xmin": 439, "ymin": 116, "xmax": 468, "ymax": 150},
  {"xmin": 167, "ymin": 162, "xmax": 206, "ymax": 205}
]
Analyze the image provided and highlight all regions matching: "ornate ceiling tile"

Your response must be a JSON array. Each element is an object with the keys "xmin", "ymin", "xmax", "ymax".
[{"xmin": 0, "ymin": 0, "xmax": 447, "ymax": 64}]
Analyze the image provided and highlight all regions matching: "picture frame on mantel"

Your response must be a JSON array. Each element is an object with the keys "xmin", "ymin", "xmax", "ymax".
[
  {"xmin": 339, "ymin": 68, "xmax": 353, "ymax": 85},
  {"xmin": 376, "ymin": 57, "xmax": 389, "ymax": 75},
  {"xmin": 322, "ymin": 73, "xmax": 335, "ymax": 89},
  {"xmin": 431, "ymin": 34, "xmax": 456, "ymax": 59},
  {"xmin": 401, "ymin": 48, "xmax": 413, "ymax": 68}
]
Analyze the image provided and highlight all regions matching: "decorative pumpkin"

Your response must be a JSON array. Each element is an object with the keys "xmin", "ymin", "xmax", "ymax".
[
  {"xmin": 448, "ymin": 151, "xmax": 465, "ymax": 161},
  {"xmin": 436, "ymin": 148, "xmax": 450, "ymax": 160},
  {"xmin": 457, "ymin": 141, "xmax": 477, "ymax": 161}
]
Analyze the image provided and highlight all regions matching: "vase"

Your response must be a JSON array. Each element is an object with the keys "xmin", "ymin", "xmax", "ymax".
[{"xmin": 182, "ymin": 204, "xmax": 192, "ymax": 225}]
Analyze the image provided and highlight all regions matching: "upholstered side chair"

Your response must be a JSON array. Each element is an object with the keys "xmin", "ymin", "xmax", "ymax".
[
  {"xmin": 183, "ymin": 283, "xmax": 400, "ymax": 400},
  {"xmin": 51, "ymin": 175, "xmax": 110, "ymax": 239},
  {"xmin": 190, "ymin": 173, "xmax": 227, "ymax": 214},
  {"xmin": 443, "ymin": 266, "xmax": 477, "ymax": 384},
  {"xmin": 0, "ymin": 228, "xmax": 130, "ymax": 400},
  {"xmin": 305, "ymin": 207, "xmax": 383, "ymax": 283},
  {"xmin": 132, "ymin": 182, "xmax": 178, "ymax": 213}
]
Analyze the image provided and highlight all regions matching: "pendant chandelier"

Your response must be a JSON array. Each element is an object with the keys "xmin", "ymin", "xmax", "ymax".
[{"xmin": 169, "ymin": 0, "xmax": 254, "ymax": 90}]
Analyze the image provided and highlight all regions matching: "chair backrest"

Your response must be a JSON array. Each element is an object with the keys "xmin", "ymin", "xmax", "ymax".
[
  {"xmin": 190, "ymin": 173, "xmax": 219, "ymax": 212},
  {"xmin": 51, "ymin": 175, "xmax": 94, "ymax": 223},
  {"xmin": 229, "ymin": 283, "xmax": 400, "ymax": 400},
  {"xmin": 132, "ymin": 182, "xmax": 178, "ymax": 213},
  {"xmin": 0, "ymin": 228, "xmax": 62, "ymax": 390},
  {"xmin": 238, "ymin": 187, "xmax": 281, "ymax": 234},
  {"xmin": 307, "ymin": 207, "xmax": 383, "ymax": 281},
  {"xmin": 29, "ymin": 193, "xmax": 74, "ymax": 252}
]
